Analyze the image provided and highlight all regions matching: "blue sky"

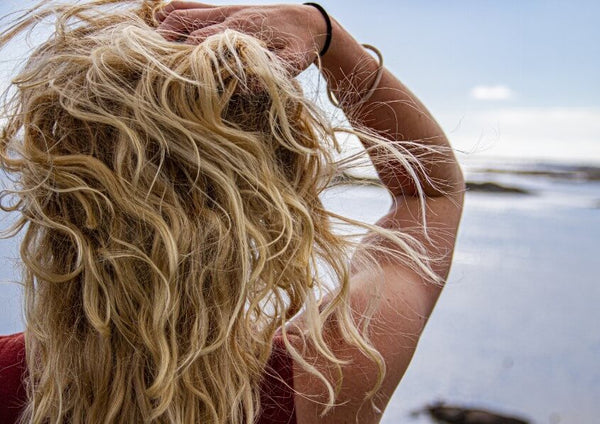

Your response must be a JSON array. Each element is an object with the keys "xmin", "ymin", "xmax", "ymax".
[
  {"xmin": 1, "ymin": 0, "xmax": 599, "ymax": 163},
  {"xmin": 334, "ymin": 0, "xmax": 600, "ymax": 109},
  {"xmin": 315, "ymin": 0, "xmax": 600, "ymax": 163}
]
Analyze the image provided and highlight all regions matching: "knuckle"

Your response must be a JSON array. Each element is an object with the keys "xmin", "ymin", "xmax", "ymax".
[
  {"xmin": 170, "ymin": 11, "xmax": 194, "ymax": 28},
  {"xmin": 172, "ymin": 9, "xmax": 190, "ymax": 19},
  {"xmin": 162, "ymin": 15, "xmax": 179, "ymax": 30}
]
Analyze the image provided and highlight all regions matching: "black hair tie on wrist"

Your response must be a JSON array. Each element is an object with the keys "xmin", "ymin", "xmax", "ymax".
[{"xmin": 303, "ymin": 2, "xmax": 332, "ymax": 57}]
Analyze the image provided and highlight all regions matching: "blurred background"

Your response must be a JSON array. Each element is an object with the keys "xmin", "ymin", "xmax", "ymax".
[{"xmin": 1, "ymin": 1, "xmax": 599, "ymax": 423}]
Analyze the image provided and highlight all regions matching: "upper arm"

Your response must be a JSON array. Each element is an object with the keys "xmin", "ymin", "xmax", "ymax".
[
  {"xmin": 362, "ymin": 191, "xmax": 465, "ymax": 282},
  {"xmin": 293, "ymin": 193, "xmax": 464, "ymax": 423}
]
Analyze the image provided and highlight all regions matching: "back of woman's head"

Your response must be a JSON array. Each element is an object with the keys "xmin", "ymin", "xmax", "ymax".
[
  {"xmin": 0, "ymin": 1, "xmax": 433, "ymax": 423},
  {"xmin": 1, "ymin": 1, "xmax": 355, "ymax": 422}
]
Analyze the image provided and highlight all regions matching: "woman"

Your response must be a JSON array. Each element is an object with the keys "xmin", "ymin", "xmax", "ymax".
[{"xmin": 0, "ymin": 1, "xmax": 464, "ymax": 423}]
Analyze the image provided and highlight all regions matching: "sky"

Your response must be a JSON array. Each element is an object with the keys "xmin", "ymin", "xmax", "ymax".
[
  {"xmin": 0, "ymin": 0, "xmax": 599, "ymax": 164},
  {"xmin": 318, "ymin": 0, "xmax": 600, "ymax": 164}
]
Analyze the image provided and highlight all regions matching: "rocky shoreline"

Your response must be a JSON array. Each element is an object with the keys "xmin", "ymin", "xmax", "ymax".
[
  {"xmin": 471, "ymin": 164, "xmax": 600, "ymax": 182},
  {"xmin": 331, "ymin": 172, "xmax": 533, "ymax": 195}
]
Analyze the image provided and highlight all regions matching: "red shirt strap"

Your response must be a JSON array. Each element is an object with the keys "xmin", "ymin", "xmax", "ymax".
[
  {"xmin": 0, "ymin": 332, "xmax": 27, "ymax": 424},
  {"xmin": 257, "ymin": 336, "xmax": 297, "ymax": 424}
]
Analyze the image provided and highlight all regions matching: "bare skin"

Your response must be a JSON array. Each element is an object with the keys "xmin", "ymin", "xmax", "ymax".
[{"xmin": 157, "ymin": 3, "xmax": 465, "ymax": 423}]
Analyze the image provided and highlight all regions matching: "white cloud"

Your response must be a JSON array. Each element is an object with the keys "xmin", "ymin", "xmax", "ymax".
[
  {"xmin": 439, "ymin": 107, "xmax": 600, "ymax": 164},
  {"xmin": 338, "ymin": 107, "xmax": 600, "ymax": 167},
  {"xmin": 470, "ymin": 85, "xmax": 515, "ymax": 101}
]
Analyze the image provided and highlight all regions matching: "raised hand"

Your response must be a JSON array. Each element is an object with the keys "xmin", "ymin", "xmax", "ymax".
[{"xmin": 156, "ymin": 1, "xmax": 328, "ymax": 73}]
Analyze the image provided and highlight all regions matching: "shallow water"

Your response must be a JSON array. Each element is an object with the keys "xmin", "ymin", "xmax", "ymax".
[
  {"xmin": 1, "ymin": 167, "xmax": 599, "ymax": 424},
  {"xmin": 320, "ymin": 177, "xmax": 600, "ymax": 424}
]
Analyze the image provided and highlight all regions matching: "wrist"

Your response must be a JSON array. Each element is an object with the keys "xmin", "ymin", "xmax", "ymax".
[
  {"xmin": 302, "ymin": 3, "xmax": 331, "ymax": 58},
  {"xmin": 319, "ymin": 21, "xmax": 384, "ymax": 108},
  {"xmin": 320, "ymin": 19, "xmax": 370, "ymax": 70}
]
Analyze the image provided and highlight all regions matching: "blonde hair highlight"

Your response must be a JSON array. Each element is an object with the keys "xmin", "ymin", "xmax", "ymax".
[{"xmin": 0, "ymin": 1, "xmax": 438, "ymax": 423}]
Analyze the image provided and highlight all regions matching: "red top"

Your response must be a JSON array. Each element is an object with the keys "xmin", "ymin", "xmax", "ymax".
[{"xmin": 0, "ymin": 332, "xmax": 296, "ymax": 424}]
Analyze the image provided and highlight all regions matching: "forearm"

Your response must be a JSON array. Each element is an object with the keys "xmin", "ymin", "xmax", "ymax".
[{"xmin": 318, "ymin": 18, "xmax": 464, "ymax": 198}]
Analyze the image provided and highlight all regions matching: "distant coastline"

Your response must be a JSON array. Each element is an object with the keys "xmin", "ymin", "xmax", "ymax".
[
  {"xmin": 331, "ymin": 161, "xmax": 600, "ymax": 195},
  {"xmin": 470, "ymin": 164, "xmax": 600, "ymax": 182},
  {"xmin": 331, "ymin": 172, "xmax": 532, "ymax": 194}
]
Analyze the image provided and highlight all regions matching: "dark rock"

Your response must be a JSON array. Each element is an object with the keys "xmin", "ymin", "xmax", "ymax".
[
  {"xmin": 424, "ymin": 402, "xmax": 529, "ymax": 424},
  {"xmin": 466, "ymin": 182, "xmax": 530, "ymax": 194},
  {"xmin": 331, "ymin": 173, "xmax": 532, "ymax": 196}
]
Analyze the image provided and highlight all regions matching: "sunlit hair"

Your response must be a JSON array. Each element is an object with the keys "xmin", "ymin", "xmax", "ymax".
[{"xmin": 0, "ymin": 1, "xmax": 439, "ymax": 423}]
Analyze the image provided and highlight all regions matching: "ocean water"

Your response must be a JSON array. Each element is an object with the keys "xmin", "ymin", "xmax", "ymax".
[
  {"xmin": 1, "ymin": 164, "xmax": 599, "ymax": 423},
  {"xmin": 319, "ymin": 169, "xmax": 600, "ymax": 424}
]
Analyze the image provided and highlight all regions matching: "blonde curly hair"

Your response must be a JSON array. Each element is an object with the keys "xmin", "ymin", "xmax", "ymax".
[{"xmin": 0, "ymin": 1, "xmax": 436, "ymax": 422}]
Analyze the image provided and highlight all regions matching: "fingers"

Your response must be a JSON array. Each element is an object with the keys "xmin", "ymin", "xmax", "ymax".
[
  {"xmin": 155, "ymin": 1, "xmax": 215, "ymax": 22},
  {"xmin": 157, "ymin": 8, "xmax": 227, "ymax": 41},
  {"xmin": 184, "ymin": 23, "xmax": 229, "ymax": 45},
  {"xmin": 276, "ymin": 48, "xmax": 309, "ymax": 77}
]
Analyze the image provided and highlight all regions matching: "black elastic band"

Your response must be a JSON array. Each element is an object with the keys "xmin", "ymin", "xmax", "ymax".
[{"xmin": 303, "ymin": 2, "xmax": 332, "ymax": 57}]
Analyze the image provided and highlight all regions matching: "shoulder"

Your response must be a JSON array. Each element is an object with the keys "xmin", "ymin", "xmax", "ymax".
[{"xmin": 291, "ymin": 265, "xmax": 440, "ymax": 424}]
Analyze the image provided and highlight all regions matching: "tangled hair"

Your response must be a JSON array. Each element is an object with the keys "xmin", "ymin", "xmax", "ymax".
[{"xmin": 0, "ymin": 1, "xmax": 438, "ymax": 423}]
